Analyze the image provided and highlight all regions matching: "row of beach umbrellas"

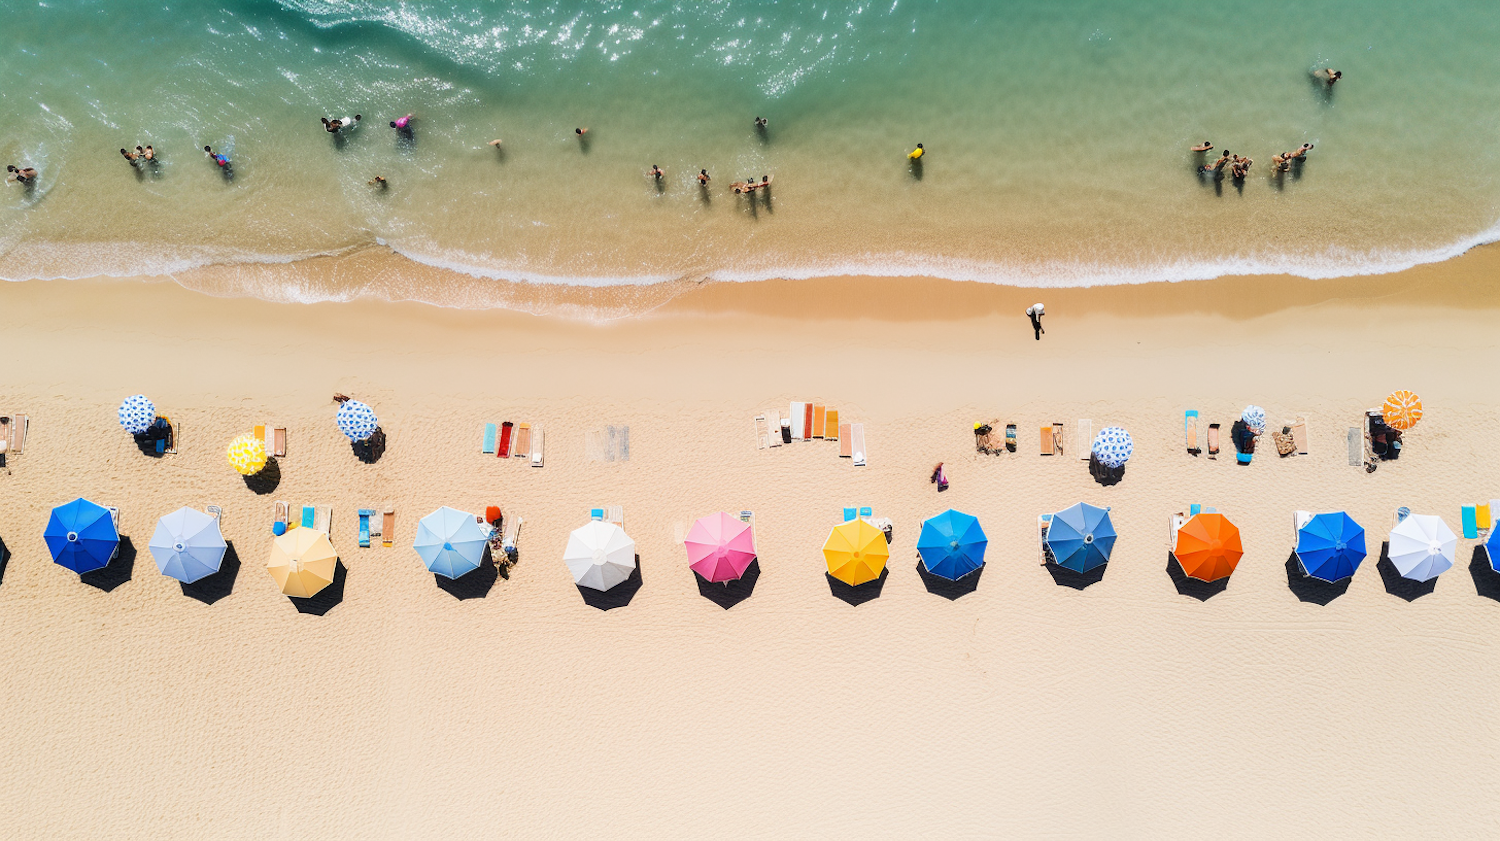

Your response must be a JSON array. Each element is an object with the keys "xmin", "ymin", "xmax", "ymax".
[{"xmin": 44, "ymin": 498, "xmax": 1479, "ymax": 598}]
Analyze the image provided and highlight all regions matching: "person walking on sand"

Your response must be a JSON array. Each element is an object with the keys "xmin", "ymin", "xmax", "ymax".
[
  {"xmin": 1026, "ymin": 303, "xmax": 1045, "ymax": 340},
  {"xmin": 908, "ymin": 143, "xmax": 925, "ymax": 160},
  {"xmin": 1191, "ymin": 141, "xmax": 1214, "ymax": 152}
]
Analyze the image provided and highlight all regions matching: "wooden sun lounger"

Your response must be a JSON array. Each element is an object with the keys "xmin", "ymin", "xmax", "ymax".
[
  {"xmin": 850, "ymin": 423, "xmax": 867, "ymax": 467},
  {"xmin": 1290, "ymin": 419, "xmax": 1308, "ymax": 455},
  {"xmin": 530, "ymin": 426, "xmax": 544, "ymax": 467},
  {"xmin": 1347, "ymin": 427, "xmax": 1362, "ymax": 466},
  {"xmin": 813, "ymin": 405, "xmax": 826, "ymax": 438},
  {"xmin": 0, "ymin": 415, "xmax": 11, "ymax": 459},
  {"xmin": 754, "ymin": 415, "xmax": 771, "ymax": 449},
  {"xmin": 1040, "ymin": 425, "xmax": 1054, "ymax": 455},
  {"xmin": 839, "ymin": 424, "xmax": 853, "ymax": 457},
  {"xmin": 803, "ymin": 403, "xmax": 814, "ymax": 440},
  {"xmin": 1207, "ymin": 424, "xmax": 1220, "ymax": 459},
  {"xmin": 1053, "ymin": 423, "xmax": 1064, "ymax": 456},
  {"xmin": 502, "ymin": 516, "xmax": 522, "ymax": 559},
  {"xmin": 1077, "ymin": 419, "xmax": 1092, "ymax": 461},
  {"xmin": 272, "ymin": 427, "xmax": 286, "ymax": 458},
  {"xmin": 514, "ymin": 423, "xmax": 532, "ymax": 458},
  {"xmin": 381, "ymin": 509, "xmax": 395, "ymax": 548},
  {"xmin": 1185, "ymin": 410, "xmax": 1199, "ymax": 456},
  {"xmin": 1037, "ymin": 514, "xmax": 1054, "ymax": 566},
  {"xmin": 824, "ymin": 410, "xmax": 838, "ymax": 440},
  {"xmin": 768, "ymin": 410, "xmax": 783, "ymax": 447},
  {"xmin": 314, "ymin": 506, "xmax": 331, "ymax": 535}
]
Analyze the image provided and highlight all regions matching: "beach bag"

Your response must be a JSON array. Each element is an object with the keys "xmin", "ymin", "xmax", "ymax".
[{"xmin": 1272, "ymin": 427, "xmax": 1296, "ymax": 456}]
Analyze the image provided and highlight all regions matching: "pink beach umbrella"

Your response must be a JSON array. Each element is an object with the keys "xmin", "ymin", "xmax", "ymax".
[{"xmin": 685, "ymin": 512, "xmax": 757, "ymax": 583}]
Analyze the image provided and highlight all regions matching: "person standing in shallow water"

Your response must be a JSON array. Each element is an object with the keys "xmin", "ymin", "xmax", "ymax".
[{"xmin": 1027, "ymin": 303, "xmax": 1045, "ymax": 340}]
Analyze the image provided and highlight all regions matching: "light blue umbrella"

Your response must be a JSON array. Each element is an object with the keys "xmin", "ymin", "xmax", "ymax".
[
  {"xmin": 1046, "ymin": 503, "xmax": 1116, "ymax": 573},
  {"xmin": 336, "ymin": 400, "xmax": 379, "ymax": 442},
  {"xmin": 414, "ymin": 506, "xmax": 490, "ymax": 579},
  {"xmin": 1295, "ymin": 512, "xmax": 1366, "ymax": 582},
  {"xmin": 44, "ymin": 498, "xmax": 119, "ymax": 574},
  {"xmin": 118, "ymin": 394, "xmax": 156, "ymax": 434},
  {"xmin": 1241, "ymin": 405, "xmax": 1266, "ymax": 434},
  {"xmin": 917, "ymin": 509, "xmax": 987, "ymax": 580},
  {"xmin": 1091, "ymin": 426, "xmax": 1133, "ymax": 468},
  {"xmin": 149, "ymin": 507, "xmax": 227, "ymax": 583}
]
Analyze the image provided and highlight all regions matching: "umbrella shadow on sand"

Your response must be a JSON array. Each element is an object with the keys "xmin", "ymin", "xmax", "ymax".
[
  {"xmin": 436, "ymin": 549, "xmax": 499, "ymax": 600},
  {"xmin": 180, "ymin": 540, "xmax": 241, "ymax": 605},
  {"xmin": 696, "ymin": 559, "xmax": 760, "ymax": 610},
  {"xmin": 826, "ymin": 567, "xmax": 888, "ymax": 606},
  {"xmin": 1045, "ymin": 561, "xmax": 1107, "ymax": 591},
  {"xmin": 1283, "ymin": 552, "xmax": 1351, "ymax": 605},
  {"xmin": 1375, "ymin": 542, "xmax": 1437, "ymax": 602},
  {"xmin": 243, "ymin": 457, "xmax": 282, "ymax": 495},
  {"xmin": 1165, "ymin": 551, "xmax": 1228, "ymax": 601},
  {"xmin": 352, "ymin": 428, "xmax": 386, "ymax": 464},
  {"xmin": 578, "ymin": 557, "xmax": 642, "ymax": 611},
  {"xmin": 916, "ymin": 560, "xmax": 982, "ymax": 600},
  {"xmin": 1468, "ymin": 547, "xmax": 1500, "ymax": 602},
  {"xmin": 80, "ymin": 537, "xmax": 136, "ymax": 593},
  {"xmin": 0, "ymin": 536, "xmax": 9, "ymax": 586},
  {"xmin": 288, "ymin": 560, "xmax": 347, "ymax": 616}
]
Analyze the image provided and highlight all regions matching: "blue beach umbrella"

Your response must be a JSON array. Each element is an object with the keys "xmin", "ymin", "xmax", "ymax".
[
  {"xmin": 118, "ymin": 394, "xmax": 156, "ymax": 434},
  {"xmin": 44, "ymin": 498, "xmax": 120, "ymax": 574},
  {"xmin": 1046, "ymin": 502, "xmax": 1116, "ymax": 573},
  {"xmin": 1241, "ymin": 405, "xmax": 1266, "ymax": 434},
  {"xmin": 413, "ymin": 506, "xmax": 490, "ymax": 579},
  {"xmin": 1487, "ymin": 527, "xmax": 1500, "ymax": 573},
  {"xmin": 1091, "ymin": 426, "xmax": 1133, "ymax": 468},
  {"xmin": 336, "ymin": 400, "xmax": 379, "ymax": 442},
  {"xmin": 149, "ymin": 507, "xmax": 227, "ymax": 583},
  {"xmin": 1295, "ymin": 512, "xmax": 1367, "ymax": 582},
  {"xmin": 917, "ymin": 509, "xmax": 988, "ymax": 580}
]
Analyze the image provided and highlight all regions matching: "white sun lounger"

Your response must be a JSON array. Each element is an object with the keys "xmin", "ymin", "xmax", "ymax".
[
  {"xmin": 790, "ymin": 402, "xmax": 806, "ymax": 440},
  {"xmin": 754, "ymin": 415, "xmax": 771, "ymax": 450},
  {"xmin": 1077, "ymin": 419, "xmax": 1092, "ymax": 461},
  {"xmin": 530, "ymin": 426, "xmax": 544, "ymax": 467},
  {"xmin": 851, "ymin": 423, "xmax": 867, "ymax": 467}
]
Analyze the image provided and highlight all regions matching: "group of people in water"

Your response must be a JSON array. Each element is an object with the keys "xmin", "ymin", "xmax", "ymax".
[
  {"xmin": 1195, "ymin": 142, "xmax": 1315, "ymax": 181},
  {"xmin": 6, "ymin": 164, "xmax": 38, "ymax": 186}
]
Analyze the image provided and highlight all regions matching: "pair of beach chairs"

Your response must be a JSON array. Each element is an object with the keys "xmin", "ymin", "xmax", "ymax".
[
  {"xmin": 481, "ymin": 422, "xmax": 545, "ymax": 466},
  {"xmin": 1460, "ymin": 501, "xmax": 1498, "ymax": 540},
  {"xmin": 590, "ymin": 506, "xmax": 625, "ymax": 528},
  {"xmin": 253, "ymin": 424, "xmax": 287, "ymax": 458},
  {"xmin": 0, "ymin": 413, "xmax": 29, "ymax": 468}
]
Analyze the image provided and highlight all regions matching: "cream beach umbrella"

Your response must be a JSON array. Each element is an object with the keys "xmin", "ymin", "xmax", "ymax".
[
  {"xmin": 564, "ymin": 520, "xmax": 637, "ymax": 591},
  {"xmin": 267, "ymin": 528, "xmax": 338, "ymax": 597},
  {"xmin": 227, "ymin": 434, "xmax": 268, "ymax": 476},
  {"xmin": 1387, "ymin": 513, "xmax": 1456, "ymax": 582}
]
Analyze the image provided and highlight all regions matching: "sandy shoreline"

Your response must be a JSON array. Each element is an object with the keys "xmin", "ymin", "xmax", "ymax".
[{"xmin": 2, "ymin": 252, "xmax": 1499, "ymax": 838}]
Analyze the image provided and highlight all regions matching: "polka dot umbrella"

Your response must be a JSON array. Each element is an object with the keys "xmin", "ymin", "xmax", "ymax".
[
  {"xmin": 1091, "ymin": 426, "xmax": 1133, "ymax": 468},
  {"xmin": 1382, "ymin": 390, "xmax": 1422, "ymax": 431},
  {"xmin": 336, "ymin": 400, "xmax": 379, "ymax": 442},
  {"xmin": 117, "ymin": 394, "xmax": 156, "ymax": 434},
  {"xmin": 226, "ymin": 434, "xmax": 268, "ymax": 476},
  {"xmin": 1241, "ymin": 405, "xmax": 1266, "ymax": 435}
]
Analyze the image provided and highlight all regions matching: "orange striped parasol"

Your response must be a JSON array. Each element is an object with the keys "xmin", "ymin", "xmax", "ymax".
[
  {"xmin": 1174, "ymin": 513, "xmax": 1243, "ymax": 582},
  {"xmin": 1382, "ymin": 390, "xmax": 1422, "ymax": 430}
]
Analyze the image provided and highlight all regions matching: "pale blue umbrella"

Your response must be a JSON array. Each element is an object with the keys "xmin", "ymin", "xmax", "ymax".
[
  {"xmin": 149, "ymin": 507, "xmax": 227, "ymax": 583},
  {"xmin": 336, "ymin": 400, "xmax": 379, "ymax": 442},
  {"xmin": 414, "ymin": 506, "xmax": 489, "ymax": 579},
  {"xmin": 1046, "ymin": 503, "xmax": 1116, "ymax": 573},
  {"xmin": 118, "ymin": 394, "xmax": 156, "ymax": 434}
]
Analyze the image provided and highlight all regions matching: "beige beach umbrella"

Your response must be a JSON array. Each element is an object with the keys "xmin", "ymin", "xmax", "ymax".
[{"xmin": 267, "ymin": 528, "xmax": 338, "ymax": 597}]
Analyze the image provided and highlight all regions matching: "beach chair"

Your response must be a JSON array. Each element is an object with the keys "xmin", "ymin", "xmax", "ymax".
[
  {"xmin": 739, "ymin": 510, "xmax": 753, "ymax": 524},
  {"xmin": 206, "ymin": 505, "xmax": 223, "ymax": 521},
  {"xmin": 590, "ymin": 508, "xmax": 605, "ymax": 521},
  {"xmin": 1185, "ymin": 410, "xmax": 1200, "ymax": 456},
  {"xmin": 1077, "ymin": 419, "xmax": 1092, "ymax": 461},
  {"xmin": 514, "ymin": 423, "xmax": 531, "ymax": 458},
  {"xmin": 272, "ymin": 427, "xmax": 287, "ymax": 458},
  {"xmin": 1168, "ymin": 512, "xmax": 1189, "ymax": 554},
  {"xmin": 1037, "ymin": 513, "xmax": 1054, "ymax": 566},
  {"xmin": 1478, "ymin": 502, "xmax": 1493, "ymax": 532},
  {"xmin": 300, "ymin": 505, "xmax": 316, "ymax": 529},
  {"xmin": 274, "ymin": 501, "xmax": 290, "ymax": 535},
  {"xmin": 1347, "ymin": 427, "xmax": 1362, "ymax": 466},
  {"xmin": 315, "ymin": 508, "xmax": 330, "ymax": 534},
  {"xmin": 498, "ymin": 421, "xmax": 514, "ymax": 458},
  {"xmin": 1190, "ymin": 504, "xmax": 1201, "ymax": 516},
  {"xmin": 859, "ymin": 506, "xmax": 873, "ymax": 520},
  {"xmin": 1053, "ymin": 423, "xmax": 1064, "ymax": 456},
  {"xmin": 754, "ymin": 415, "xmax": 770, "ymax": 450},
  {"xmin": 358, "ymin": 509, "xmax": 374, "ymax": 548},
  {"xmin": 482, "ymin": 422, "xmax": 496, "ymax": 454},
  {"xmin": 1393, "ymin": 507, "xmax": 1411, "ymax": 528},
  {"xmin": 789, "ymin": 403, "xmax": 806, "ymax": 440},
  {"xmin": 254, "ymin": 424, "xmax": 266, "ymax": 446},
  {"xmin": 617, "ymin": 426, "xmax": 630, "ymax": 461},
  {"xmin": 813, "ymin": 405, "xmax": 826, "ymax": 438},
  {"xmin": 768, "ymin": 410, "xmax": 783, "ymax": 447},
  {"xmin": 803, "ymin": 403, "xmax": 814, "ymax": 441},
  {"xmin": 1005, "ymin": 424, "xmax": 1016, "ymax": 452},
  {"xmin": 381, "ymin": 510, "xmax": 395, "ymax": 548},
  {"xmin": 502, "ymin": 516, "xmax": 522, "ymax": 561},
  {"xmin": 0, "ymin": 415, "xmax": 10, "ymax": 456},
  {"xmin": 1207, "ymin": 423, "xmax": 1220, "ymax": 459},
  {"xmin": 843, "ymin": 507, "xmax": 857, "ymax": 522},
  {"xmin": 1291, "ymin": 419, "xmax": 1308, "ymax": 455},
  {"xmin": 1040, "ymin": 426, "xmax": 1053, "ymax": 456},
  {"xmin": 8, "ymin": 414, "xmax": 26, "ymax": 454},
  {"xmin": 851, "ymin": 423, "xmax": 867, "ymax": 466},
  {"xmin": 530, "ymin": 426, "xmax": 544, "ymax": 467},
  {"xmin": 607, "ymin": 506, "xmax": 624, "ymax": 527},
  {"xmin": 1462, "ymin": 506, "xmax": 1479, "ymax": 540},
  {"xmin": 839, "ymin": 425, "xmax": 852, "ymax": 457},
  {"xmin": 158, "ymin": 415, "xmax": 179, "ymax": 455},
  {"xmin": 825, "ymin": 410, "xmax": 838, "ymax": 440},
  {"xmin": 1293, "ymin": 510, "xmax": 1313, "ymax": 540}
]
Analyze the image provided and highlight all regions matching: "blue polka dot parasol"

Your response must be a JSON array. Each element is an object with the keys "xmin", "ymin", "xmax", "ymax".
[
  {"xmin": 336, "ymin": 400, "xmax": 379, "ymax": 442},
  {"xmin": 1091, "ymin": 426, "xmax": 1133, "ymax": 468},
  {"xmin": 117, "ymin": 394, "xmax": 156, "ymax": 434}
]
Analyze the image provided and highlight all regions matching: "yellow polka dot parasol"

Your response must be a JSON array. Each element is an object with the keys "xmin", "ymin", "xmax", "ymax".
[
  {"xmin": 226, "ymin": 433, "xmax": 268, "ymax": 475},
  {"xmin": 1382, "ymin": 390, "xmax": 1423, "ymax": 431}
]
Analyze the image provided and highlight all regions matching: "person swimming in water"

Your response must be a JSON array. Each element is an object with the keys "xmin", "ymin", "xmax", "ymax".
[
  {"xmin": 697, "ymin": 169, "xmax": 710, "ymax": 186},
  {"xmin": 369, "ymin": 175, "xmax": 387, "ymax": 188},
  {"xmin": 908, "ymin": 143, "xmax": 925, "ymax": 160},
  {"xmin": 1191, "ymin": 141, "xmax": 1213, "ymax": 152},
  {"xmin": 1200, "ymin": 149, "xmax": 1231, "ymax": 175},
  {"xmin": 650, "ymin": 164, "xmax": 664, "ymax": 181},
  {"xmin": 1288, "ymin": 143, "xmax": 1314, "ymax": 161},
  {"xmin": 1314, "ymin": 68, "xmax": 1342, "ymax": 86},
  {"xmin": 754, "ymin": 116, "xmax": 768, "ymax": 129},
  {"xmin": 575, "ymin": 127, "xmax": 588, "ymax": 137},
  {"xmin": 203, "ymin": 146, "xmax": 230, "ymax": 167},
  {"xmin": 120, "ymin": 148, "xmax": 140, "ymax": 167},
  {"xmin": 136, "ymin": 145, "xmax": 155, "ymax": 162},
  {"xmin": 7, "ymin": 165, "xmax": 38, "ymax": 184},
  {"xmin": 487, "ymin": 138, "xmax": 503, "ymax": 148}
]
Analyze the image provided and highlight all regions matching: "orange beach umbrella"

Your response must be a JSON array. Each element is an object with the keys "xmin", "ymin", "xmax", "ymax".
[
  {"xmin": 1173, "ymin": 513, "xmax": 1243, "ymax": 582},
  {"xmin": 1382, "ymin": 390, "xmax": 1422, "ymax": 430}
]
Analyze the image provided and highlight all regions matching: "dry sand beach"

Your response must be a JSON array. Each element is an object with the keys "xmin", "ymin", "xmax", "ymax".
[{"xmin": 2, "ymin": 247, "xmax": 1500, "ymax": 838}]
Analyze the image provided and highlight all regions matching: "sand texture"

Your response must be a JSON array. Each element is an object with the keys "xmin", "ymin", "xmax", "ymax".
[{"xmin": 1, "ymin": 256, "xmax": 1499, "ymax": 838}]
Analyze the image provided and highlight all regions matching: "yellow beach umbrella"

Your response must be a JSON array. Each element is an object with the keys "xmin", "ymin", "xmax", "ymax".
[
  {"xmin": 227, "ymin": 433, "xmax": 268, "ymax": 476},
  {"xmin": 267, "ymin": 528, "xmax": 338, "ymax": 597},
  {"xmin": 823, "ymin": 519, "xmax": 889, "ymax": 585},
  {"xmin": 1382, "ymin": 390, "xmax": 1422, "ymax": 431}
]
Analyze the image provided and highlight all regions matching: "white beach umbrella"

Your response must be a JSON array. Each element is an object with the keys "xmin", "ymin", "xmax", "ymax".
[
  {"xmin": 1387, "ymin": 513, "xmax": 1456, "ymax": 582},
  {"xmin": 564, "ymin": 521, "xmax": 637, "ymax": 591}
]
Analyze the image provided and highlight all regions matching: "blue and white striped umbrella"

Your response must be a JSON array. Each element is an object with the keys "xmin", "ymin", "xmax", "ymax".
[
  {"xmin": 336, "ymin": 400, "xmax": 379, "ymax": 442},
  {"xmin": 1091, "ymin": 426, "xmax": 1133, "ymax": 468},
  {"xmin": 1241, "ymin": 405, "xmax": 1266, "ymax": 434},
  {"xmin": 118, "ymin": 394, "xmax": 156, "ymax": 434}
]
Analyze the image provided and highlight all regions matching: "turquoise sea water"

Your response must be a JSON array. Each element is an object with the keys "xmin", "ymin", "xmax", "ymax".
[{"xmin": 2, "ymin": 1, "xmax": 1498, "ymax": 305}]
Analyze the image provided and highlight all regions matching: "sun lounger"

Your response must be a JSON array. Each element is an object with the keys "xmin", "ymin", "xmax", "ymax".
[
  {"xmin": 1053, "ymin": 423, "xmax": 1064, "ymax": 456},
  {"xmin": 206, "ymin": 505, "xmax": 223, "ymax": 521},
  {"xmin": 839, "ymin": 425, "xmax": 852, "ymax": 457},
  {"xmin": 1185, "ymin": 410, "xmax": 1200, "ymax": 456},
  {"xmin": 1478, "ymin": 502, "xmax": 1494, "ymax": 531},
  {"xmin": 607, "ymin": 506, "xmax": 624, "ymax": 527},
  {"xmin": 616, "ymin": 425, "xmax": 630, "ymax": 460},
  {"xmin": 1462, "ymin": 506, "xmax": 1479, "ymax": 540},
  {"xmin": 1291, "ymin": 419, "xmax": 1308, "ymax": 455},
  {"xmin": 381, "ymin": 509, "xmax": 395, "ymax": 547},
  {"xmin": 803, "ymin": 403, "xmax": 814, "ymax": 440},
  {"xmin": 789, "ymin": 403, "xmax": 806, "ymax": 440},
  {"xmin": 274, "ymin": 501, "xmax": 290, "ymax": 534},
  {"xmin": 813, "ymin": 405, "xmax": 826, "ymax": 438},
  {"xmin": 768, "ymin": 411, "xmax": 783, "ymax": 447},
  {"xmin": 315, "ymin": 507, "xmax": 330, "ymax": 534},
  {"xmin": 358, "ymin": 509, "xmax": 374, "ymax": 548},
  {"xmin": 1208, "ymin": 423, "xmax": 1220, "ymax": 459},
  {"xmin": 498, "ymin": 421, "xmax": 513, "ymax": 458},
  {"xmin": 0, "ymin": 415, "xmax": 10, "ymax": 455},
  {"xmin": 482, "ymin": 423, "xmax": 496, "ymax": 453},
  {"xmin": 590, "ymin": 508, "xmax": 605, "ymax": 521},
  {"xmin": 825, "ymin": 410, "xmax": 838, "ymax": 440},
  {"xmin": 272, "ymin": 427, "xmax": 286, "ymax": 458},
  {"xmin": 300, "ymin": 505, "xmax": 316, "ymax": 529},
  {"xmin": 514, "ymin": 423, "xmax": 531, "ymax": 458},
  {"xmin": 754, "ymin": 415, "xmax": 770, "ymax": 449},
  {"xmin": 1040, "ymin": 426, "xmax": 1054, "ymax": 455},
  {"xmin": 1347, "ymin": 427, "xmax": 1362, "ymax": 466},
  {"xmin": 859, "ymin": 506, "xmax": 873, "ymax": 519},
  {"xmin": 1077, "ymin": 419, "xmax": 1092, "ymax": 461},
  {"xmin": 1294, "ymin": 510, "xmax": 1313, "ymax": 542},
  {"xmin": 1038, "ymin": 513, "xmax": 1054, "ymax": 566},
  {"xmin": 254, "ymin": 425, "xmax": 266, "ymax": 446},
  {"xmin": 1005, "ymin": 424, "xmax": 1016, "ymax": 452},
  {"xmin": 843, "ymin": 507, "xmax": 857, "ymax": 522},
  {"xmin": 739, "ymin": 510, "xmax": 753, "ymax": 524},
  {"xmin": 530, "ymin": 426, "xmax": 544, "ymax": 467},
  {"xmin": 850, "ymin": 423, "xmax": 867, "ymax": 466},
  {"xmin": 1169, "ymin": 512, "xmax": 1188, "ymax": 552}
]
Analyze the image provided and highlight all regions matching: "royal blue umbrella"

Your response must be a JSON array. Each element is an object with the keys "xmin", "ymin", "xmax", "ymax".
[
  {"xmin": 149, "ymin": 507, "xmax": 227, "ymax": 583},
  {"xmin": 917, "ymin": 509, "xmax": 987, "ymax": 580},
  {"xmin": 45, "ymin": 497, "xmax": 119, "ymax": 574},
  {"xmin": 336, "ymin": 400, "xmax": 379, "ymax": 442},
  {"xmin": 1487, "ymin": 527, "xmax": 1500, "ymax": 573},
  {"xmin": 413, "ymin": 506, "xmax": 490, "ymax": 579},
  {"xmin": 1295, "ymin": 512, "xmax": 1367, "ymax": 582},
  {"xmin": 1046, "ymin": 502, "xmax": 1116, "ymax": 572}
]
